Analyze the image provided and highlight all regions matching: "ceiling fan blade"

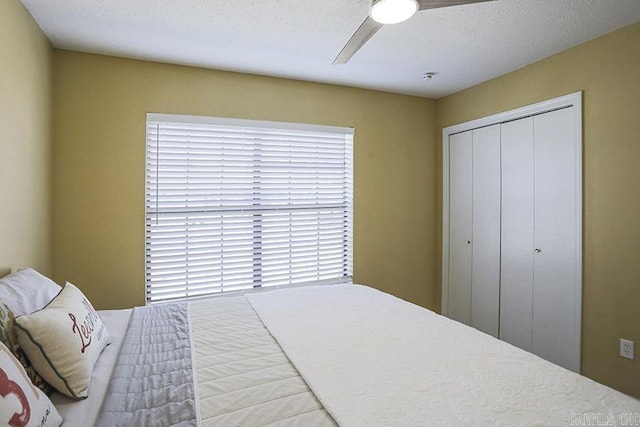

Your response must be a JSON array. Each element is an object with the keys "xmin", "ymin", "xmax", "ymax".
[
  {"xmin": 333, "ymin": 16, "xmax": 383, "ymax": 65},
  {"xmin": 334, "ymin": 0, "xmax": 493, "ymax": 64},
  {"xmin": 417, "ymin": 0, "xmax": 494, "ymax": 11}
]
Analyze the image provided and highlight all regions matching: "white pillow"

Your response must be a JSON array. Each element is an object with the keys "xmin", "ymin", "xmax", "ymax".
[
  {"xmin": 0, "ymin": 340, "xmax": 62, "ymax": 427},
  {"xmin": 0, "ymin": 269, "xmax": 61, "ymax": 317},
  {"xmin": 14, "ymin": 283, "xmax": 111, "ymax": 399}
]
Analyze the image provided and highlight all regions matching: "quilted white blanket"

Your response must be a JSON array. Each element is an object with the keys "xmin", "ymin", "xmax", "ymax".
[{"xmin": 247, "ymin": 285, "xmax": 640, "ymax": 427}]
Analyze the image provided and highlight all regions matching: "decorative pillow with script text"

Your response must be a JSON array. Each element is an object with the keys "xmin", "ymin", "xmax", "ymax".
[
  {"xmin": 14, "ymin": 283, "xmax": 111, "ymax": 399},
  {"xmin": 0, "ymin": 340, "xmax": 62, "ymax": 426}
]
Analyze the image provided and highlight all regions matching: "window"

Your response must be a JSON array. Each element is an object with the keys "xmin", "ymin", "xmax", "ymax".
[{"xmin": 145, "ymin": 114, "xmax": 353, "ymax": 303}]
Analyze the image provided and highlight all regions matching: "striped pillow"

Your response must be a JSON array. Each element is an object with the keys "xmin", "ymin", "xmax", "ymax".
[{"xmin": 0, "ymin": 301, "xmax": 52, "ymax": 395}]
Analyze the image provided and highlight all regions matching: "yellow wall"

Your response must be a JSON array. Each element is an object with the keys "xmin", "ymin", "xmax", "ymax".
[
  {"xmin": 52, "ymin": 50, "xmax": 437, "ymax": 311},
  {"xmin": 0, "ymin": 0, "xmax": 52, "ymax": 277},
  {"xmin": 436, "ymin": 22, "xmax": 640, "ymax": 397}
]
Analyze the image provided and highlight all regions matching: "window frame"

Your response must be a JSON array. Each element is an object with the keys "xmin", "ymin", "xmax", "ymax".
[{"xmin": 144, "ymin": 113, "xmax": 354, "ymax": 303}]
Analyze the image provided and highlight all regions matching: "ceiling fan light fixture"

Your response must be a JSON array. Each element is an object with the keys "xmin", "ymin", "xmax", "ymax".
[{"xmin": 369, "ymin": 0, "xmax": 419, "ymax": 25}]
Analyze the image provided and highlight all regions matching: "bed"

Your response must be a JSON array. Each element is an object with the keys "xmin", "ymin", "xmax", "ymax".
[{"xmin": 1, "ymin": 270, "xmax": 639, "ymax": 426}]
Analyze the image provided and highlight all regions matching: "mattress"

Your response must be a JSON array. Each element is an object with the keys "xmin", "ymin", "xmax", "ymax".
[{"xmin": 52, "ymin": 284, "xmax": 640, "ymax": 427}]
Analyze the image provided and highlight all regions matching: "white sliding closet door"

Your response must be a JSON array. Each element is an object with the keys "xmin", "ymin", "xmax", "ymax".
[
  {"xmin": 448, "ymin": 131, "xmax": 473, "ymax": 325},
  {"xmin": 447, "ymin": 126, "xmax": 501, "ymax": 336},
  {"xmin": 500, "ymin": 117, "xmax": 535, "ymax": 352},
  {"xmin": 471, "ymin": 125, "xmax": 501, "ymax": 337},
  {"xmin": 500, "ymin": 108, "xmax": 580, "ymax": 371},
  {"xmin": 443, "ymin": 93, "xmax": 582, "ymax": 372},
  {"xmin": 532, "ymin": 108, "xmax": 580, "ymax": 372}
]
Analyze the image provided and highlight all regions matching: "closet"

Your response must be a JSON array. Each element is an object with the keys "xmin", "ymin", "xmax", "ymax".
[{"xmin": 442, "ymin": 93, "xmax": 582, "ymax": 372}]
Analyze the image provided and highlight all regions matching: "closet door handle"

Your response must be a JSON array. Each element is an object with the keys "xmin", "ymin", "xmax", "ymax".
[
  {"xmin": 466, "ymin": 240, "xmax": 471, "ymax": 244},
  {"xmin": 534, "ymin": 248, "xmax": 542, "ymax": 253}
]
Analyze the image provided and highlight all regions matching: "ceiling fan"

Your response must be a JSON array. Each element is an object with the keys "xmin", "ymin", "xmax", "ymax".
[{"xmin": 334, "ymin": 0, "xmax": 494, "ymax": 64}]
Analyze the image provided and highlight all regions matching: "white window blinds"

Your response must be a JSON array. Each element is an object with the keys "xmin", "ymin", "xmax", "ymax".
[{"xmin": 145, "ymin": 114, "xmax": 354, "ymax": 303}]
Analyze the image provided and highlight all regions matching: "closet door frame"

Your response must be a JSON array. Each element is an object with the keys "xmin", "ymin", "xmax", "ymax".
[{"xmin": 442, "ymin": 92, "xmax": 582, "ymax": 351}]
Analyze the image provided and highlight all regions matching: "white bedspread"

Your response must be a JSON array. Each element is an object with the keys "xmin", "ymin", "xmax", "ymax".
[{"xmin": 247, "ymin": 284, "xmax": 640, "ymax": 427}]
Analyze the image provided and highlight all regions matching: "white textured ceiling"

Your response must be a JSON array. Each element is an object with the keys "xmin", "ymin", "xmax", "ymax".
[{"xmin": 20, "ymin": 0, "xmax": 640, "ymax": 98}]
